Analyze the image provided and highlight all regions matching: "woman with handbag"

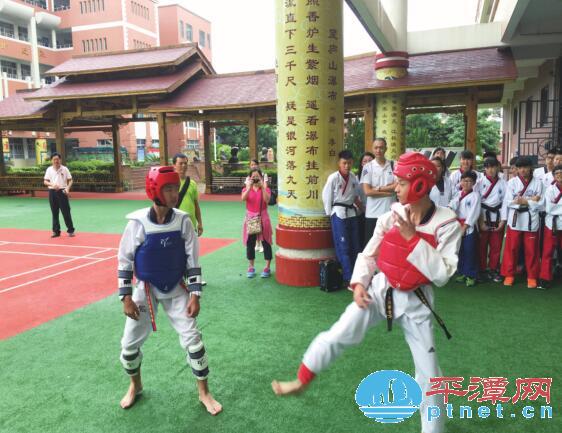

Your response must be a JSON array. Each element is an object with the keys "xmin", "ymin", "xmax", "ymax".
[{"xmin": 242, "ymin": 169, "xmax": 273, "ymax": 278}]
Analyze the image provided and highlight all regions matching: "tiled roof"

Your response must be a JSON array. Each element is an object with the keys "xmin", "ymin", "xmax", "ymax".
[
  {"xmin": 26, "ymin": 61, "xmax": 203, "ymax": 101},
  {"xmin": 0, "ymin": 91, "xmax": 51, "ymax": 120},
  {"xmin": 150, "ymin": 71, "xmax": 276, "ymax": 111},
  {"xmin": 149, "ymin": 47, "xmax": 516, "ymax": 111},
  {"xmin": 45, "ymin": 44, "xmax": 198, "ymax": 76},
  {"xmin": 343, "ymin": 47, "xmax": 517, "ymax": 94}
]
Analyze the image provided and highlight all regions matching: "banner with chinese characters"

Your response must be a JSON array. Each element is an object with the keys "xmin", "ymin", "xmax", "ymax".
[
  {"xmin": 35, "ymin": 139, "xmax": 47, "ymax": 165},
  {"xmin": 375, "ymin": 93, "xmax": 406, "ymax": 161},
  {"xmin": 276, "ymin": 0, "xmax": 344, "ymax": 229},
  {"xmin": 2, "ymin": 137, "xmax": 9, "ymax": 157}
]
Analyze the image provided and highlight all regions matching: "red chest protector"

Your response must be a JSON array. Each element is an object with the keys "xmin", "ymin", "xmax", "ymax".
[{"xmin": 376, "ymin": 227, "xmax": 438, "ymax": 291}]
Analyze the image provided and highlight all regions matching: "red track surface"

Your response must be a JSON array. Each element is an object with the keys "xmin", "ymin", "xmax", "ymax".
[
  {"xmin": 16, "ymin": 191, "xmax": 239, "ymax": 201},
  {"xmin": 0, "ymin": 228, "xmax": 236, "ymax": 340}
]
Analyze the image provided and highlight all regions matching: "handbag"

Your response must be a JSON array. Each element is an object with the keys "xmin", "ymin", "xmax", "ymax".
[{"xmin": 246, "ymin": 190, "xmax": 263, "ymax": 235}]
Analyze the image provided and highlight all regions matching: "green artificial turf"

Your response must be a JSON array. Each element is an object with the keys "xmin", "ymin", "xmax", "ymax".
[{"xmin": 0, "ymin": 196, "xmax": 560, "ymax": 433}]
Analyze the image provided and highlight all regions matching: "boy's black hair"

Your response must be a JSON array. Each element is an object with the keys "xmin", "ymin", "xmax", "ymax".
[
  {"xmin": 338, "ymin": 150, "xmax": 353, "ymax": 160},
  {"xmin": 483, "ymin": 157, "xmax": 500, "ymax": 168},
  {"xmin": 460, "ymin": 170, "xmax": 478, "ymax": 182},
  {"xmin": 553, "ymin": 164, "xmax": 562, "ymax": 174},
  {"xmin": 515, "ymin": 156, "xmax": 533, "ymax": 167},
  {"xmin": 460, "ymin": 150, "xmax": 474, "ymax": 160},
  {"xmin": 251, "ymin": 159, "xmax": 259, "ymax": 165},
  {"xmin": 172, "ymin": 153, "xmax": 187, "ymax": 164},
  {"xmin": 509, "ymin": 157, "xmax": 519, "ymax": 166},
  {"xmin": 374, "ymin": 137, "xmax": 387, "ymax": 146},
  {"xmin": 50, "ymin": 152, "xmax": 61, "ymax": 159},
  {"xmin": 482, "ymin": 150, "xmax": 497, "ymax": 159}
]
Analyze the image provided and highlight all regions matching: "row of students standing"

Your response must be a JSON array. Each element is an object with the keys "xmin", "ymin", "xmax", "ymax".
[
  {"xmin": 322, "ymin": 141, "xmax": 562, "ymax": 291},
  {"xmin": 433, "ymin": 148, "xmax": 562, "ymax": 289}
]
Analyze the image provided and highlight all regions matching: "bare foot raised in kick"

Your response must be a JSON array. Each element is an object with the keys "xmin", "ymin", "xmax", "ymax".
[
  {"xmin": 197, "ymin": 380, "xmax": 222, "ymax": 415},
  {"xmin": 120, "ymin": 376, "xmax": 143, "ymax": 409},
  {"xmin": 271, "ymin": 379, "xmax": 306, "ymax": 396}
]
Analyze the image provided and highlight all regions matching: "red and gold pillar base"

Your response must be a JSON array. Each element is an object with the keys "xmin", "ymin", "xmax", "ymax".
[{"xmin": 275, "ymin": 225, "xmax": 334, "ymax": 287}]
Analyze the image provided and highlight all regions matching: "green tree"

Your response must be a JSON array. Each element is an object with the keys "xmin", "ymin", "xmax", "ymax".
[
  {"xmin": 344, "ymin": 118, "xmax": 365, "ymax": 169},
  {"xmin": 406, "ymin": 113, "xmax": 448, "ymax": 148},
  {"xmin": 443, "ymin": 109, "xmax": 500, "ymax": 154},
  {"xmin": 215, "ymin": 124, "xmax": 277, "ymax": 161}
]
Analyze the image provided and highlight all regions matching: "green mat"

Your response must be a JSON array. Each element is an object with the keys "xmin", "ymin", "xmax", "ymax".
[{"xmin": 0, "ymin": 196, "xmax": 559, "ymax": 433}]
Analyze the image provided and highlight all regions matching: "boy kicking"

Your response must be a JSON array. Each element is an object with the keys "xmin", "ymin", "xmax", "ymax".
[{"xmin": 272, "ymin": 153, "xmax": 461, "ymax": 433}]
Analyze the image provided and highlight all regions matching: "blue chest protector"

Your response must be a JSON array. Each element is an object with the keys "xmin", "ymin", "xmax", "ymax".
[{"xmin": 131, "ymin": 209, "xmax": 187, "ymax": 293}]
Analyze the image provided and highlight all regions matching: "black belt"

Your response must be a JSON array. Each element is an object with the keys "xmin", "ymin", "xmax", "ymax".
[
  {"xmin": 385, "ymin": 287, "xmax": 452, "ymax": 340},
  {"xmin": 554, "ymin": 215, "xmax": 559, "ymax": 234},
  {"xmin": 481, "ymin": 203, "xmax": 501, "ymax": 228},
  {"xmin": 333, "ymin": 202, "xmax": 357, "ymax": 217},
  {"xmin": 512, "ymin": 206, "xmax": 532, "ymax": 231}
]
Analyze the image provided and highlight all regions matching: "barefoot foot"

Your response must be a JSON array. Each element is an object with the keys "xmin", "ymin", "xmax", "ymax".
[
  {"xmin": 199, "ymin": 393, "xmax": 222, "ymax": 416},
  {"xmin": 120, "ymin": 383, "xmax": 143, "ymax": 409},
  {"xmin": 271, "ymin": 379, "xmax": 305, "ymax": 396}
]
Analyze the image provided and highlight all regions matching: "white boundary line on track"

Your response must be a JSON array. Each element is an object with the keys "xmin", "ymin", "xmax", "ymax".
[
  {"xmin": 0, "ymin": 240, "xmax": 118, "ymax": 250},
  {"xmin": 0, "ymin": 248, "xmax": 112, "ymax": 283},
  {"xmin": 0, "ymin": 250, "xmax": 105, "ymax": 259},
  {"xmin": 0, "ymin": 254, "xmax": 117, "ymax": 294}
]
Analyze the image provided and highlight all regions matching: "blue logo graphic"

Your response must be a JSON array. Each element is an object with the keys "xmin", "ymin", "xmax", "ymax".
[{"xmin": 355, "ymin": 370, "xmax": 422, "ymax": 423}]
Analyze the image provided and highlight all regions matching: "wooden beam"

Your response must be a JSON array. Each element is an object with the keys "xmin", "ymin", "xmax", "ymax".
[
  {"xmin": 157, "ymin": 112, "xmax": 168, "ymax": 165},
  {"xmin": 364, "ymin": 95, "xmax": 375, "ymax": 152},
  {"xmin": 248, "ymin": 110, "xmax": 258, "ymax": 161},
  {"xmin": 203, "ymin": 121, "xmax": 212, "ymax": 194},
  {"xmin": 112, "ymin": 121, "xmax": 123, "ymax": 192},
  {"xmin": 466, "ymin": 87, "xmax": 478, "ymax": 154},
  {"xmin": 55, "ymin": 109, "xmax": 66, "ymax": 162},
  {"xmin": 0, "ymin": 131, "xmax": 5, "ymax": 176}
]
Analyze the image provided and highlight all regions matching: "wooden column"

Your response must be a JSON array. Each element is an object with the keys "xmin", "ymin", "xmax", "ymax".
[
  {"xmin": 466, "ymin": 87, "xmax": 478, "ymax": 154},
  {"xmin": 248, "ymin": 110, "xmax": 258, "ymax": 161},
  {"xmin": 0, "ymin": 131, "xmax": 5, "ymax": 176},
  {"xmin": 55, "ymin": 109, "xmax": 65, "ymax": 161},
  {"xmin": 203, "ymin": 121, "xmax": 212, "ymax": 194},
  {"xmin": 112, "ymin": 121, "xmax": 123, "ymax": 192},
  {"xmin": 157, "ymin": 113, "xmax": 168, "ymax": 165},
  {"xmin": 364, "ymin": 95, "xmax": 375, "ymax": 152}
]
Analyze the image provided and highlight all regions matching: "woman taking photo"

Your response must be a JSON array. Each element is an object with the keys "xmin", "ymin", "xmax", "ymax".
[{"xmin": 242, "ymin": 169, "xmax": 273, "ymax": 278}]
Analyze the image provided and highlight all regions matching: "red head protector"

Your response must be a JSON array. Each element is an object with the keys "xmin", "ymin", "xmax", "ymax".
[
  {"xmin": 393, "ymin": 152, "xmax": 437, "ymax": 203},
  {"xmin": 146, "ymin": 166, "xmax": 180, "ymax": 205}
]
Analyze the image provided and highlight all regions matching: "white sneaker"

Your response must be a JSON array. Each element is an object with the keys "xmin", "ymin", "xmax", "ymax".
[{"xmin": 258, "ymin": 245, "xmax": 264, "ymax": 253}]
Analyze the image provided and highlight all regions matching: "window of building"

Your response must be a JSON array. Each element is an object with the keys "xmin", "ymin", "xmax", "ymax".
[
  {"xmin": 9, "ymin": 138, "xmax": 24, "ymax": 159},
  {"xmin": 136, "ymin": 139, "xmax": 146, "ymax": 146},
  {"xmin": 26, "ymin": 141, "xmax": 35, "ymax": 159},
  {"xmin": 18, "ymin": 26, "xmax": 29, "ymax": 42},
  {"xmin": 1, "ymin": 60, "xmax": 17, "ymax": 79},
  {"xmin": 199, "ymin": 30, "xmax": 206, "ymax": 47},
  {"xmin": 97, "ymin": 139, "xmax": 112, "ymax": 147},
  {"xmin": 180, "ymin": 20, "xmax": 184, "ymax": 38},
  {"xmin": 186, "ymin": 139, "xmax": 199, "ymax": 150},
  {"xmin": 540, "ymin": 86, "xmax": 549, "ymax": 126},
  {"xmin": 186, "ymin": 23, "xmax": 193, "ymax": 41},
  {"xmin": 512, "ymin": 108, "xmax": 518, "ymax": 134},
  {"xmin": 0, "ymin": 21, "xmax": 15, "ymax": 39},
  {"xmin": 187, "ymin": 121, "xmax": 197, "ymax": 129},
  {"xmin": 80, "ymin": 1, "xmax": 83, "ymax": 13},
  {"xmin": 151, "ymin": 139, "xmax": 159, "ymax": 148},
  {"xmin": 207, "ymin": 33, "xmax": 211, "ymax": 49},
  {"xmin": 20, "ymin": 64, "xmax": 31, "ymax": 80},
  {"xmin": 525, "ymin": 98, "xmax": 533, "ymax": 132}
]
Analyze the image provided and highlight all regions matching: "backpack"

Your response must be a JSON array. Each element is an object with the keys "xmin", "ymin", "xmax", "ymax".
[{"xmin": 319, "ymin": 260, "xmax": 343, "ymax": 292}]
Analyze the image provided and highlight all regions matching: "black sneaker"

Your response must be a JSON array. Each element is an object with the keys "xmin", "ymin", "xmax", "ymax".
[
  {"xmin": 491, "ymin": 270, "xmax": 503, "ymax": 283},
  {"xmin": 51, "ymin": 232, "xmax": 60, "ymax": 238},
  {"xmin": 68, "ymin": 232, "xmax": 76, "ymax": 237},
  {"xmin": 537, "ymin": 279, "xmax": 550, "ymax": 290}
]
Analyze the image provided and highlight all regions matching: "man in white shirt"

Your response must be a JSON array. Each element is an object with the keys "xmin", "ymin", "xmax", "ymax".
[
  {"xmin": 360, "ymin": 138, "xmax": 396, "ymax": 244},
  {"xmin": 43, "ymin": 153, "xmax": 75, "ymax": 238}
]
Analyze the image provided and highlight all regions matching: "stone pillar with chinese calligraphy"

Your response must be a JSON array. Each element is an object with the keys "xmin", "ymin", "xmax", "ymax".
[
  {"xmin": 374, "ymin": 52, "xmax": 409, "ymax": 161},
  {"xmin": 275, "ymin": 0, "xmax": 344, "ymax": 286}
]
